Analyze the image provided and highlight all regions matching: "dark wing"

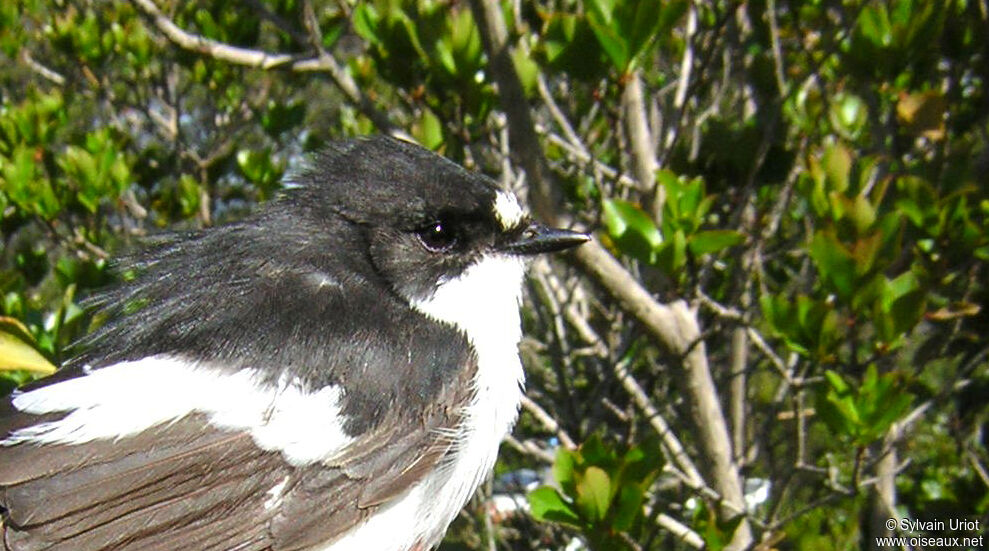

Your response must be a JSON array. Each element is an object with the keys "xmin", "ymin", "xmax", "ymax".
[
  {"xmin": 0, "ymin": 413, "xmax": 284, "ymax": 551},
  {"xmin": 0, "ymin": 357, "xmax": 473, "ymax": 551}
]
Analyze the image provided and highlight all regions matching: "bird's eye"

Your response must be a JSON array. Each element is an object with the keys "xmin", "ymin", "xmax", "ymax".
[{"xmin": 416, "ymin": 221, "xmax": 458, "ymax": 252}]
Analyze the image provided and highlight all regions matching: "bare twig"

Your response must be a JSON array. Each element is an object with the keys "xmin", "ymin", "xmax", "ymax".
[
  {"xmin": 614, "ymin": 356, "xmax": 707, "ymax": 489},
  {"xmin": 503, "ymin": 435, "xmax": 555, "ymax": 464},
  {"xmin": 521, "ymin": 396, "xmax": 576, "ymax": 450},
  {"xmin": 538, "ymin": 126, "xmax": 637, "ymax": 189},
  {"xmin": 643, "ymin": 505, "xmax": 705, "ymax": 549},
  {"xmin": 765, "ymin": 0, "xmax": 788, "ymax": 95},
  {"xmin": 968, "ymin": 450, "xmax": 989, "ymax": 490},
  {"xmin": 622, "ymin": 71, "xmax": 662, "ymax": 219},
  {"xmin": 468, "ymin": 0, "xmax": 751, "ymax": 545},
  {"xmin": 132, "ymin": 0, "xmax": 296, "ymax": 68},
  {"xmin": 536, "ymin": 76, "xmax": 585, "ymax": 155},
  {"xmin": 729, "ymin": 327, "xmax": 748, "ymax": 465},
  {"xmin": 20, "ymin": 50, "xmax": 65, "ymax": 85},
  {"xmin": 672, "ymin": 2, "xmax": 698, "ymax": 111},
  {"xmin": 130, "ymin": 0, "xmax": 406, "ymax": 138}
]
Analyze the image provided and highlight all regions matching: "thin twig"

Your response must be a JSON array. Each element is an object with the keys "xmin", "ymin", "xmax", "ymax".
[
  {"xmin": 130, "ymin": 0, "xmax": 407, "ymax": 139},
  {"xmin": 20, "ymin": 50, "xmax": 66, "ymax": 85},
  {"xmin": 521, "ymin": 396, "xmax": 576, "ymax": 450}
]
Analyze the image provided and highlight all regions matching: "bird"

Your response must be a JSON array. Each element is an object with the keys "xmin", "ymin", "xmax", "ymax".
[{"xmin": 0, "ymin": 135, "xmax": 588, "ymax": 551}]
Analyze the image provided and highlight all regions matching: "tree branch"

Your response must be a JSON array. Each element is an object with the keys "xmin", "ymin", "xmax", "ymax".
[
  {"xmin": 574, "ymin": 242, "xmax": 753, "ymax": 549},
  {"xmin": 622, "ymin": 71, "xmax": 663, "ymax": 220},
  {"xmin": 520, "ymin": 395, "xmax": 576, "ymax": 450},
  {"xmin": 467, "ymin": 0, "xmax": 560, "ymax": 222},
  {"xmin": 130, "ymin": 0, "xmax": 406, "ymax": 138}
]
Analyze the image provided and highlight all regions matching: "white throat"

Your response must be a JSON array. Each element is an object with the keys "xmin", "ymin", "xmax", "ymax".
[{"xmin": 413, "ymin": 253, "xmax": 527, "ymax": 358}]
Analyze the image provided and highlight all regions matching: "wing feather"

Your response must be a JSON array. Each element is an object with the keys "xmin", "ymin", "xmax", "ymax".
[{"xmin": 0, "ymin": 357, "xmax": 474, "ymax": 551}]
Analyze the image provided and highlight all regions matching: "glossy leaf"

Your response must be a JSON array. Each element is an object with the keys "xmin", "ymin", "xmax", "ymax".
[
  {"xmin": 575, "ymin": 466, "xmax": 611, "ymax": 523},
  {"xmin": 689, "ymin": 230, "xmax": 744, "ymax": 256},
  {"xmin": 0, "ymin": 317, "xmax": 56, "ymax": 374},
  {"xmin": 602, "ymin": 198, "xmax": 662, "ymax": 264},
  {"xmin": 808, "ymin": 231, "xmax": 857, "ymax": 300},
  {"xmin": 528, "ymin": 487, "xmax": 581, "ymax": 526}
]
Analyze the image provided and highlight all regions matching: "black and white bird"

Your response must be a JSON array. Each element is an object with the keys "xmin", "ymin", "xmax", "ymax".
[{"xmin": 0, "ymin": 136, "xmax": 588, "ymax": 551}]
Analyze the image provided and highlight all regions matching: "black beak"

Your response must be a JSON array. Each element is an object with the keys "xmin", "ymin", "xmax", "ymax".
[{"xmin": 501, "ymin": 223, "xmax": 590, "ymax": 255}]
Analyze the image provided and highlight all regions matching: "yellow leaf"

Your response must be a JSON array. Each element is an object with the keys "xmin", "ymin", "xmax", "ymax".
[
  {"xmin": 0, "ymin": 318, "xmax": 57, "ymax": 375},
  {"xmin": 897, "ymin": 91, "xmax": 946, "ymax": 141}
]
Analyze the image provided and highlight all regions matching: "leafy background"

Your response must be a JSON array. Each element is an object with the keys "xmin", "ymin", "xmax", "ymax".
[{"xmin": 1, "ymin": 0, "xmax": 987, "ymax": 549}]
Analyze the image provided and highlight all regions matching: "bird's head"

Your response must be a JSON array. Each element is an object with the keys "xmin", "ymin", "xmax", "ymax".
[{"xmin": 282, "ymin": 136, "xmax": 588, "ymax": 304}]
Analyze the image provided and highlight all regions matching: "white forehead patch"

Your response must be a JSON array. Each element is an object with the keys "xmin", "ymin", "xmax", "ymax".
[{"xmin": 493, "ymin": 191, "xmax": 524, "ymax": 230}]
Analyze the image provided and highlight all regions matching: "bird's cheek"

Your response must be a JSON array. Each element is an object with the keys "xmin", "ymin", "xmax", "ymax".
[{"xmin": 367, "ymin": 231, "xmax": 438, "ymax": 300}]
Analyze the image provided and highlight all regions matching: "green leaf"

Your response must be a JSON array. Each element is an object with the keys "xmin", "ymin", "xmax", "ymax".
[
  {"xmin": 808, "ymin": 230, "xmax": 857, "ymax": 300},
  {"xmin": 619, "ymin": 440, "xmax": 662, "ymax": 484},
  {"xmin": 817, "ymin": 388, "xmax": 859, "ymax": 439},
  {"xmin": 657, "ymin": 0, "xmax": 689, "ymax": 35},
  {"xmin": 890, "ymin": 288, "xmax": 926, "ymax": 336},
  {"xmin": 612, "ymin": 483, "xmax": 645, "ymax": 531},
  {"xmin": 655, "ymin": 229, "xmax": 687, "ymax": 274},
  {"xmin": 553, "ymin": 447, "xmax": 579, "ymax": 496},
  {"xmin": 176, "ymin": 175, "xmax": 202, "ymax": 218},
  {"xmin": 575, "ymin": 466, "xmax": 611, "ymax": 523},
  {"xmin": 539, "ymin": 13, "xmax": 608, "ymax": 81},
  {"xmin": 620, "ymin": 0, "xmax": 667, "ymax": 69},
  {"xmin": 602, "ymin": 198, "xmax": 662, "ymax": 264},
  {"xmin": 866, "ymin": 387, "xmax": 912, "ymax": 436},
  {"xmin": 857, "ymin": 4, "xmax": 892, "ymax": 48},
  {"xmin": 528, "ymin": 487, "xmax": 581, "ymax": 526},
  {"xmin": 822, "ymin": 143, "xmax": 852, "ymax": 193},
  {"xmin": 511, "ymin": 48, "xmax": 539, "ymax": 97},
  {"xmin": 849, "ymin": 232, "xmax": 882, "ymax": 277},
  {"xmin": 586, "ymin": 0, "xmax": 617, "ymax": 26},
  {"xmin": 689, "ymin": 230, "xmax": 744, "ymax": 256},
  {"xmin": 847, "ymin": 194, "xmax": 877, "ymax": 233},
  {"xmin": 587, "ymin": 17, "xmax": 628, "ymax": 71},
  {"xmin": 678, "ymin": 177, "xmax": 705, "ymax": 221},
  {"xmin": 579, "ymin": 434, "xmax": 615, "ymax": 468},
  {"xmin": 237, "ymin": 149, "xmax": 284, "ymax": 199},
  {"xmin": 829, "ymin": 93, "xmax": 868, "ymax": 140},
  {"xmin": 1, "ymin": 145, "xmax": 60, "ymax": 219},
  {"xmin": 412, "ymin": 109, "xmax": 444, "ymax": 151},
  {"xmin": 693, "ymin": 501, "xmax": 745, "ymax": 551},
  {"xmin": 761, "ymin": 294, "xmax": 839, "ymax": 359},
  {"xmin": 449, "ymin": 7, "xmax": 481, "ymax": 67},
  {"xmin": 824, "ymin": 369, "xmax": 850, "ymax": 395},
  {"xmin": 352, "ymin": 3, "xmax": 380, "ymax": 42}
]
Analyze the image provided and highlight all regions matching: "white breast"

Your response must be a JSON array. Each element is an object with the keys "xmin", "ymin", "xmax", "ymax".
[{"xmin": 324, "ymin": 253, "xmax": 527, "ymax": 550}]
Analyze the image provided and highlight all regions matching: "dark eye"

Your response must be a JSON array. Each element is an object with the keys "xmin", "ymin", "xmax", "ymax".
[{"xmin": 416, "ymin": 221, "xmax": 458, "ymax": 252}]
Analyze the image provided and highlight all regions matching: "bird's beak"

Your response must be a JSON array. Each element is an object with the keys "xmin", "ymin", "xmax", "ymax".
[{"xmin": 501, "ymin": 223, "xmax": 590, "ymax": 255}]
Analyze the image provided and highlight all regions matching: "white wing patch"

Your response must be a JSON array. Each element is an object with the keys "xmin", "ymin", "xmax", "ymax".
[
  {"xmin": 493, "ymin": 191, "xmax": 524, "ymax": 230},
  {"xmin": 3, "ymin": 356, "xmax": 354, "ymax": 466}
]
